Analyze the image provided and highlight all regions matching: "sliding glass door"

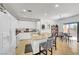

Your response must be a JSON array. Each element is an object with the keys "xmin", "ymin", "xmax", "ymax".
[
  {"xmin": 63, "ymin": 23, "xmax": 77, "ymax": 40},
  {"xmin": 63, "ymin": 24, "xmax": 69, "ymax": 33}
]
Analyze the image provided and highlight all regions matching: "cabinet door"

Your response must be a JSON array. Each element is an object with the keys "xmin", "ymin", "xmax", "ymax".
[
  {"xmin": 0, "ymin": 13, "xmax": 11, "ymax": 54},
  {"xmin": 1, "ymin": 32, "xmax": 11, "ymax": 54}
]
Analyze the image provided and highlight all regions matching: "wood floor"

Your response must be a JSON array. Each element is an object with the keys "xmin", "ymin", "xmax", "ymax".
[{"xmin": 16, "ymin": 38, "xmax": 79, "ymax": 55}]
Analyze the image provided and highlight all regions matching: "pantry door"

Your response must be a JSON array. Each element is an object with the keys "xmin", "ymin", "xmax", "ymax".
[{"xmin": 0, "ymin": 13, "xmax": 12, "ymax": 55}]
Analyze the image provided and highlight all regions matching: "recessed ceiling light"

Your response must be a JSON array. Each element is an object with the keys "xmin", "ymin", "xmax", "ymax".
[
  {"xmin": 23, "ymin": 9, "xmax": 26, "ymax": 12},
  {"xmin": 55, "ymin": 4, "xmax": 59, "ymax": 8}
]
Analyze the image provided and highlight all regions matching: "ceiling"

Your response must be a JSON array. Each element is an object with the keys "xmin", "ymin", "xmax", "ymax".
[{"xmin": 3, "ymin": 3, "xmax": 79, "ymax": 21}]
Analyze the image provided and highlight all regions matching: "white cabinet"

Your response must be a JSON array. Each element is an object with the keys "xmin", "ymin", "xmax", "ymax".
[
  {"xmin": 0, "ymin": 32, "xmax": 11, "ymax": 54},
  {"xmin": 0, "ymin": 11, "xmax": 17, "ymax": 55},
  {"xmin": 0, "ymin": 12, "xmax": 11, "ymax": 54}
]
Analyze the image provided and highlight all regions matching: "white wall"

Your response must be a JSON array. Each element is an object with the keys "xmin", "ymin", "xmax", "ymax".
[
  {"xmin": 56, "ymin": 15, "xmax": 79, "ymax": 32},
  {"xmin": 7, "ymin": 12, "xmax": 17, "ymax": 55},
  {"xmin": 17, "ymin": 21, "xmax": 37, "ymax": 29},
  {"xmin": 36, "ymin": 21, "xmax": 41, "ymax": 32},
  {"xmin": 0, "ymin": 10, "xmax": 17, "ymax": 55},
  {"xmin": 36, "ymin": 19, "xmax": 56, "ymax": 33}
]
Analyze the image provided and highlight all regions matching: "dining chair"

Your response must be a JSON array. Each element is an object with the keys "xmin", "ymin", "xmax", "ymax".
[
  {"xmin": 63, "ymin": 33, "xmax": 72, "ymax": 41},
  {"xmin": 39, "ymin": 37, "xmax": 54, "ymax": 55}
]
